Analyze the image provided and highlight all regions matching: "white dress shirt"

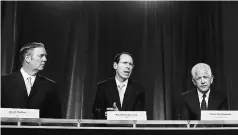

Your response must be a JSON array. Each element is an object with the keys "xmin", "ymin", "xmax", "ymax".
[
  {"xmin": 115, "ymin": 78, "xmax": 128, "ymax": 106},
  {"xmin": 197, "ymin": 89, "xmax": 210, "ymax": 109},
  {"xmin": 20, "ymin": 68, "xmax": 36, "ymax": 95}
]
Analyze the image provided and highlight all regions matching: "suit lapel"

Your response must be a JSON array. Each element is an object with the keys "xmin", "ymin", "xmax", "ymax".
[
  {"xmin": 12, "ymin": 71, "xmax": 29, "ymax": 99},
  {"xmin": 207, "ymin": 90, "xmax": 216, "ymax": 110},
  {"xmin": 192, "ymin": 90, "xmax": 201, "ymax": 116},
  {"xmin": 28, "ymin": 74, "xmax": 42, "ymax": 98},
  {"xmin": 121, "ymin": 79, "xmax": 133, "ymax": 111},
  {"xmin": 109, "ymin": 79, "xmax": 121, "ymax": 110}
]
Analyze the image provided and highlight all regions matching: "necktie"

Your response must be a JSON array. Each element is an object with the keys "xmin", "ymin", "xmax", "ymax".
[
  {"xmin": 26, "ymin": 77, "xmax": 32, "ymax": 96},
  {"xmin": 118, "ymin": 83, "xmax": 125, "ymax": 106},
  {"xmin": 201, "ymin": 94, "xmax": 207, "ymax": 110}
]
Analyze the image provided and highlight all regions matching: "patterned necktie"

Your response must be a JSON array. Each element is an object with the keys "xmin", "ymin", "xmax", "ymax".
[
  {"xmin": 26, "ymin": 77, "xmax": 32, "ymax": 96},
  {"xmin": 118, "ymin": 83, "xmax": 125, "ymax": 106},
  {"xmin": 201, "ymin": 94, "xmax": 207, "ymax": 110}
]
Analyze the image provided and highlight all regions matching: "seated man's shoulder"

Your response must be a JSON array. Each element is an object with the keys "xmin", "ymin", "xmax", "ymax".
[
  {"xmin": 2, "ymin": 72, "xmax": 19, "ymax": 80},
  {"xmin": 98, "ymin": 77, "xmax": 114, "ymax": 86},
  {"xmin": 212, "ymin": 89, "xmax": 227, "ymax": 98},
  {"xmin": 129, "ymin": 79, "xmax": 145, "ymax": 91},
  {"xmin": 181, "ymin": 89, "xmax": 196, "ymax": 96},
  {"xmin": 130, "ymin": 79, "xmax": 141, "ymax": 84},
  {"xmin": 39, "ymin": 74, "xmax": 56, "ymax": 84}
]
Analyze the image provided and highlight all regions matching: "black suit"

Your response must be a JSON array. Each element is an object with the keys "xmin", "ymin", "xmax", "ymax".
[
  {"xmin": 1, "ymin": 71, "xmax": 62, "ymax": 118},
  {"xmin": 179, "ymin": 89, "xmax": 228, "ymax": 120},
  {"xmin": 92, "ymin": 77, "xmax": 145, "ymax": 119}
]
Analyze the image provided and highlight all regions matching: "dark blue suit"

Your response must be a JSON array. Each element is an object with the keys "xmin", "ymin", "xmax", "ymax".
[
  {"xmin": 92, "ymin": 77, "xmax": 145, "ymax": 119},
  {"xmin": 1, "ymin": 71, "xmax": 62, "ymax": 118},
  {"xmin": 179, "ymin": 89, "xmax": 228, "ymax": 120}
]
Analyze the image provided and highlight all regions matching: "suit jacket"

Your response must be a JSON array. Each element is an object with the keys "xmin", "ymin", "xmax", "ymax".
[
  {"xmin": 179, "ymin": 88, "xmax": 228, "ymax": 120},
  {"xmin": 1, "ymin": 71, "xmax": 62, "ymax": 118},
  {"xmin": 92, "ymin": 77, "xmax": 145, "ymax": 119}
]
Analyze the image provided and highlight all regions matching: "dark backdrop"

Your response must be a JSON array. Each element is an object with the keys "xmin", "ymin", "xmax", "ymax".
[{"xmin": 1, "ymin": 1, "xmax": 238, "ymax": 120}]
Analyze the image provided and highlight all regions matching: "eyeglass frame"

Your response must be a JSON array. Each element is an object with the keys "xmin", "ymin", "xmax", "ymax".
[{"xmin": 118, "ymin": 61, "xmax": 134, "ymax": 68}]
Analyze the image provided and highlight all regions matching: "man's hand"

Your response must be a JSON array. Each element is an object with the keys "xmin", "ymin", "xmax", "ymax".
[{"xmin": 105, "ymin": 102, "xmax": 119, "ymax": 117}]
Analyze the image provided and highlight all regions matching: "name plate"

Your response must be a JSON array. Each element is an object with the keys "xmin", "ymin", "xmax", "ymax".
[
  {"xmin": 107, "ymin": 111, "xmax": 147, "ymax": 120},
  {"xmin": 0, "ymin": 108, "xmax": 39, "ymax": 118},
  {"xmin": 201, "ymin": 110, "xmax": 238, "ymax": 120}
]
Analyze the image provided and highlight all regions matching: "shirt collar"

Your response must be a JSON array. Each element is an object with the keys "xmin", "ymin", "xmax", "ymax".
[
  {"xmin": 20, "ymin": 68, "xmax": 36, "ymax": 81},
  {"xmin": 115, "ymin": 77, "xmax": 128, "ymax": 88},
  {"xmin": 197, "ymin": 89, "xmax": 210, "ymax": 99}
]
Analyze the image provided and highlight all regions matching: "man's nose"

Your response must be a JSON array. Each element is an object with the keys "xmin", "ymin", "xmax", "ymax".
[
  {"xmin": 201, "ymin": 78, "xmax": 205, "ymax": 83},
  {"xmin": 42, "ymin": 56, "xmax": 47, "ymax": 61},
  {"xmin": 125, "ymin": 63, "xmax": 130, "ymax": 68}
]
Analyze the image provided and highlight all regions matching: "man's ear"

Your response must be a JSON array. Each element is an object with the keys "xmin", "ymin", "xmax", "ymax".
[
  {"xmin": 192, "ymin": 78, "xmax": 196, "ymax": 86},
  {"xmin": 113, "ymin": 62, "xmax": 117, "ymax": 70},
  {"xmin": 210, "ymin": 75, "xmax": 214, "ymax": 84},
  {"xmin": 25, "ymin": 54, "xmax": 31, "ymax": 63}
]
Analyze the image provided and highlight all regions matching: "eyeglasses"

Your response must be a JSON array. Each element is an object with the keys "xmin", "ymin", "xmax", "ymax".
[{"xmin": 119, "ymin": 61, "xmax": 134, "ymax": 67}]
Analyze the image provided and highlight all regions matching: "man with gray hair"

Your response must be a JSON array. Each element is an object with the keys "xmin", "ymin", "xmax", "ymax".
[
  {"xmin": 1, "ymin": 42, "xmax": 62, "ymax": 118},
  {"xmin": 178, "ymin": 63, "xmax": 228, "ymax": 120}
]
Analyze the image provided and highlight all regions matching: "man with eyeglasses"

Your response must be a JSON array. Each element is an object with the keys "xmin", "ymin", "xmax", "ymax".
[
  {"xmin": 178, "ymin": 63, "xmax": 228, "ymax": 120},
  {"xmin": 92, "ymin": 52, "xmax": 145, "ymax": 119}
]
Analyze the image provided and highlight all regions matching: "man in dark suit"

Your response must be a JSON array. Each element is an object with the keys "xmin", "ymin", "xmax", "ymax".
[
  {"xmin": 92, "ymin": 52, "xmax": 145, "ymax": 119},
  {"xmin": 1, "ymin": 42, "xmax": 62, "ymax": 118},
  {"xmin": 179, "ymin": 63, "xmax": 228, "ymax": 120}
]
